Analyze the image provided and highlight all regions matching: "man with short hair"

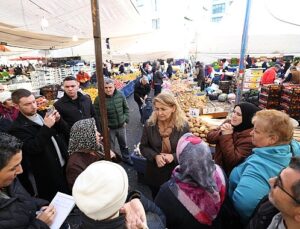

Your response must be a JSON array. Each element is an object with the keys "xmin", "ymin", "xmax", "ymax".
[
  {"xmin": 268, "ymin": 157, "xmax": 300, "ymax": 229},
  {"xmin": 0, "ymin": 132, "xmax": 56, "ymax": 228},
  {"xmin": 54, "ymin": 76, "xmax": 99, "ymax": 132},
  {"xmin": 94, "ymin": 78, "xmax": 133, "ymax": 165},
  {"xmin": 9, "ymin": 89, "xmax": 69, "ymax": 200}
]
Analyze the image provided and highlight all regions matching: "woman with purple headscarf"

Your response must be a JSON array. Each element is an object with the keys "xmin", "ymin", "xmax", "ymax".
[{"xmin": 154, "ymin": 133, "xmax": 226, "ymax": 229}]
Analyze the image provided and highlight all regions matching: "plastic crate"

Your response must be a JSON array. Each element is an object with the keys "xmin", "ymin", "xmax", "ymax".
[{"xmin": 130, "ymin": 153, "xmax": 147, "ymax": 174}]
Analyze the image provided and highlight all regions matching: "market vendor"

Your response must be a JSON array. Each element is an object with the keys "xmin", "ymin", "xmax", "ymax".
[
  {"xmin": 76, "ymin": 68, "xmax": 91, "ymax": 88},
  {"xmin": 260, "ymin": 64, "xmax": 281, "ymax": 85},
  {"xmin": 282, "ymin": 66, "xmax": 300, "ymax": 84}
]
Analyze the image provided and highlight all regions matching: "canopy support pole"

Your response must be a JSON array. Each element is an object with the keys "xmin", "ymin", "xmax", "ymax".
[
  {"xmin": 236, "ymin": 0, "xmax": 252, "ymax": 104},
  {"xmin": 90, "ymin": 0, "xmax": 111, "ymax": 160}
]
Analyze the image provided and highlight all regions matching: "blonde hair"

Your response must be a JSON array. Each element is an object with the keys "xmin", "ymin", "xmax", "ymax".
[
  {"xmin": 252, "ymin": 109, "xmax": 294, "ymax": 144},
  {"xmin": 147, "ymin": 92, "xmax": 187, "ymax": 131}
]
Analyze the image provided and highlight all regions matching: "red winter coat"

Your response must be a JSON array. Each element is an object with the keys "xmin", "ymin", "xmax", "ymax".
[{"xmin": 261, "ymin": 67, "xmax": 276, "ymax": 85}]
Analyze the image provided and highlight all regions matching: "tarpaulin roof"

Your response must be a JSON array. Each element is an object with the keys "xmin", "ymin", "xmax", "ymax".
[
  {"xmin": 195, "ymin": 0, "xmax": 300, "ymax": 57},
  {"xmin": 0, "ymin": 0, "xmax": 151, "ymax": 50}
]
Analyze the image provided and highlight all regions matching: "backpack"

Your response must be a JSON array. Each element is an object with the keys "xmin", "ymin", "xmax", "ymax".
[
  {"xmin": 142, "ymin": 98, "xmax": 153, "ymax": 124},
  {"xmin": 245, "ymin": 195, "xmax": 279, "ymax": 229}
]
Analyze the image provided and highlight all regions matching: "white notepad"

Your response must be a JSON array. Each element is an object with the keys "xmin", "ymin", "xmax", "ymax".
[{"xmin": 49, "ymin": 192, "xmax": 75, "ymax": 229}]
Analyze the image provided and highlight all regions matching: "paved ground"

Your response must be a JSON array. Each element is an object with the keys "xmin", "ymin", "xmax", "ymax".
[{"xmin": 118, "ymin": 91, "xmax": 152, "ymax": 200}]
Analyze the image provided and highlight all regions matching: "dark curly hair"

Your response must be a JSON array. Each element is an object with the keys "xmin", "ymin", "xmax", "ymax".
[{"xmin": 0, "ymin": 132, "xmax": 23, "ymax": 170}]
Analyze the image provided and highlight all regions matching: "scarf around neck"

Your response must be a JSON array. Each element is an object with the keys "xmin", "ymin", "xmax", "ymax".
[
  {"xmin": 158, "ymin": 120, "xmax": 174, "ymax": 154},
  {"xmin": 169, "ymin": 165, "xmax": 226, "ymax": 225}
]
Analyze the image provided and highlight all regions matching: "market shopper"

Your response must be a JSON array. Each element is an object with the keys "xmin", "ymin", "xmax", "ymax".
[
  {"xmin": 9, "ymin": 89, "xmax": 70, "ymax": 201},
  {"xmin": 66, "ymin": 118, "xmax": 115, "ymax": 189},
  {"xmin": 229, "ymin": 109, "xmax": 300, "ymax": 223},
  {"xmin": 153, "ymin": 62, "xmax": 164, "ymax": 96},
  {"xmin": 193, "ymin": 61, "xmax": 205, "ymax": 91},
  {"xmin": 140, "ymin": 92, "xmax": 189, "ymax": 198},
  {"xmin": 166, "ymin": 61, "xmax": 173, "ymax": 78},
  {"xmin": 93, "ymin": 78, "xmax": 133, "ymax": 166},
  {"xmin": 76, "ymin": 68, "xmax": 91, "ymax": 88},
  {"xmin": 282, "ymin": 66, "xmax": 300, "ymax": 84},
  {"xmin": 260, "ymin": 64, "xmax": 281, "ymax": 85},
  {"xmin": 134, "ymin": 76, "xmax": 151, "ymax": 123},
  {"xmin": 0, "ymin": 132, "xmax": 56, "ymax": 229},
  {"xmin": 207, "ymin": 102, "xmax": 260, "ymax": 175},
  {"xmin": 155, "ymin": 133, "xmax": 226, "ymax": 229},
  {"xmin": 54, "ymin": 76, "xmax": 99, "ymax": 133},
  {"xmin": 0, "ymin": 91, "xmax": 19, "ymax": 121},
  {"xmin": 72, "ymin": 160, "xmax": 166, "ymax": 229}
]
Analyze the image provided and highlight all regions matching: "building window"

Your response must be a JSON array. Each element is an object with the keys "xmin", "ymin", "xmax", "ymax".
[
  {"xmin": 212, "ymin": 3, "xmax": 225, "ymax": 14},
  {"xmin": 152, "ymin": 18, "xmax": 160, "ymax": 29},
  {"xmin": 211, "ymin": 16, "xmax": 223, "ymax": 22}
]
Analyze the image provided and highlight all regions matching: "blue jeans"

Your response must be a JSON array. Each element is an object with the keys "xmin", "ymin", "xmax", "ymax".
[{"xmin": 109, "ymin": 126, "xmax": 130, "ymax": 159}]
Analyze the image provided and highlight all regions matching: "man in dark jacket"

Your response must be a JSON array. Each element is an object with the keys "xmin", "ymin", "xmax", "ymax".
[
  {"xmin": 166, "ymin": 61, "xmax": 173, "ymax": 79},
  {"xmin": 0, "ymin": 132, "xmax": 55, "ymax": 228},
  {"xmin": 94, "ymin": 78, "xmax": 133, "ymax": 165},
  {"xmin": 9, "ymin": 89, "xmax": 70, "ymax": 201},
  {"xmin": 133, "ymin": 76, "xmax": 151, "ymax": 123},
  {"xmin": 153, "ymin": 62, "xmax": 164, "ymax": 96},
  {"xmin": 54, "ymin": 76, "xmax": 99, "ymax": 133}
]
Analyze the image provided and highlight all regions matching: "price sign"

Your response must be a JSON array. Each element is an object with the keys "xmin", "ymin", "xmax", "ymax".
[{"xmin": 189, "ymin": 108, "xmax": 200, "ymax": 117}]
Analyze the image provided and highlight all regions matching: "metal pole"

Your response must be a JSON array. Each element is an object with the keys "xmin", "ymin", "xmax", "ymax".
[
  {"xmin": 236, "ymin": 0, "xmax": 252, "ymax": 104},
  {"xmin": 90, "ymin": 0, "xmax": 111, "ymax": 160}
]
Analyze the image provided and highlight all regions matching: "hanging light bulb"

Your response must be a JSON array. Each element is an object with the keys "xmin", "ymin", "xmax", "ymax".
[
  {"xmin": 41, "ymin": 17, "xmax": 49, "ymax": 28},
  {"xmin": 72, "ymin": 35, "xmax": 78, "ymax": 41}
]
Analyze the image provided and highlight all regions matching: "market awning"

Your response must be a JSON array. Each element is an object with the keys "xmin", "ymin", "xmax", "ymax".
[
  {"xmin": 0, "ymin": 0, "xmax": 151, "ymax": 50},
  {"xmin": 0, "ymin": 45, "xmax": 10, "ymax": 52}
]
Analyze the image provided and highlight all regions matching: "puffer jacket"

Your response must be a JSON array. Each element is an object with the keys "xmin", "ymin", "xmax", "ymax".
[
  {"xmin": 0, "ymin": 179, "xmax": 49, "ymax": 229},
  {"xmin": 94, "ymin": 89, "xmax": 129, "ymax": 129}
]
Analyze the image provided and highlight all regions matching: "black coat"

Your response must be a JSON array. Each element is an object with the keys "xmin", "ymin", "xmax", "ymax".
[
  {"xmin": 155, "ymin": 181, "xmax": 222, "ymax": 229},
  {"xmin": 133, "ymin": 80, "xmax": 151, "ymax": 106},
  {"xmin": 153, "ymin": 70, "xmax": 163, "ymax": 86},
  {"xmin": 140, "ymin": 123, "xmax": 189, "ymax": 187},
  {"xmin": 54, "ymin": 92, "xmax": 99, "ymax": 131},
  {"xmin": 0, "ymin": 179, "xmax": 49, "ymax": 229},
  {"xmin": 9, "ymin": 113, "xmax": 70, "ymax": 201}
]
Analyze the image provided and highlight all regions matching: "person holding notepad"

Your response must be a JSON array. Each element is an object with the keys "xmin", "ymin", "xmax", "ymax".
[{"xmin": 0, "ymin": 132, "xmax": 56, "ymax": 228}]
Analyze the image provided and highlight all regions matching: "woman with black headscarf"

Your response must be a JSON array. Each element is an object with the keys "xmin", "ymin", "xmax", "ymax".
[{"xmin": 207, "ymin": 102, "xmax": 260, "ymax": 175}]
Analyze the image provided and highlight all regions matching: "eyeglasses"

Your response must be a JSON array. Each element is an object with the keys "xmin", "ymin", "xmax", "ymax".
[{"xmin": 273, "ymin": 169, "xmax": 300, "ymax": 205}]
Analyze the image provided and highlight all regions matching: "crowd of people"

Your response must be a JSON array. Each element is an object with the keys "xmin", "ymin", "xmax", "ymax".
[{"xmin": 0, "ymin": 58, "xmax": 299, "ymax": 229}]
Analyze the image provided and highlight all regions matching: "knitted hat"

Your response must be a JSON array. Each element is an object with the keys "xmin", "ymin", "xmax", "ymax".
[
  {"xmin": 72, "ymin": 161, "xmax": 128, "ymax": 220},
  {"xmin": 0, "ymin": 91, "xmax": 11, "ymax": 103}
]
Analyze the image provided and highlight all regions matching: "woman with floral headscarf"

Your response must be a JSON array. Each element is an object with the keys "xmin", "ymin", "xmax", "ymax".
[
  {"xmin": 66, "ymin": 118, "xmax": 115, "ymax": 189},
  {"xmin": 154, "ymin": 133, "xmax": 226, "ymax": 229}
]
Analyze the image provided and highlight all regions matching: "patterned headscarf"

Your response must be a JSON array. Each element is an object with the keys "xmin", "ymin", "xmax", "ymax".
[
  {"xmin": 68, "ymin": 118, "xmax": 102, "ymax": 154},
  {"xmin": 170, "ymin": 133, "xmax": 226, "ymax": 225}
]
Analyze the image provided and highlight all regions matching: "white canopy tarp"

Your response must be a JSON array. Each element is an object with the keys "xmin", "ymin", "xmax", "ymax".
[
  {"xmin": 0, "ymin": 0, "xmax": 151, "ymax": 49},
  {"xmin": 195, "ymin": 0, "xmax": 300, "ymax": 58}
]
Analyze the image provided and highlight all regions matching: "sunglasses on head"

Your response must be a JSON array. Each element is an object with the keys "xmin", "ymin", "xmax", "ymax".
[{"xmin": 273, "ymin": 169, "xmax": 300, "ymax": 205}]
